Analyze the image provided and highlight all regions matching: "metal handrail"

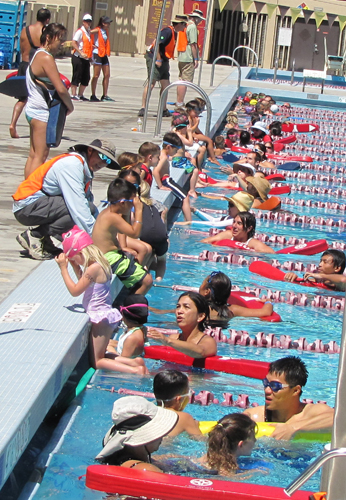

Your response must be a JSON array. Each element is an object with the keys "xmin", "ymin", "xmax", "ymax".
[
  {"xmin": 154, "ymin": 81, "xmax": 212, "ymax": 137},
  {"xmin": 273, "ymin": 58, "xmax": 278, "ymax": 84},
  {"xmin": 284, "ymin": 447, "xmax": 346, "ymax": 497},
  {"xmin": 290, "ymin": 58, "xmax": 295, "ymax": 85},
  {"xmin": 232, "ymin": 45, "xmax": 259, "ymax": 76},
  {"xmin": 210, "ymin": 56, "xmax": 241, "ymax": 89}
]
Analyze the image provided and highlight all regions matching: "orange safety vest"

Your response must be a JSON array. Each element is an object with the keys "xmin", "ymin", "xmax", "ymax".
[
  {"xmin": 177, "ymin": 28, "xmax": 188, "ymax": 52},
  {"xmin": 150, "ymin": 26, "xmax": 176, "ymax": 60},
  {"xmin": 73, "ymin": 28, "xmax": 93, "ymax": 58},
  {"xmin": 13, "ymin": 154, "xmax": 84, "ymax": 201},
  {"xmin": 92, "ymin": 27, "xmax": 110, "ymax": 57}
]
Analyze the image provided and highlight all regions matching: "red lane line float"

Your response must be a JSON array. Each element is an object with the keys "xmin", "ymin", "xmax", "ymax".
[
  {"xmin": 290, "ymin": 185, "xmax": 346, "ymax": 198},
  {"xmin": 85, "ymin": 465, "xmax": 313, "ymax": 500},
  {"xmin": 213, "ymin": 238, "xmax": 328, "ymax": 256},
  {"xmin": 230, "ymin": 145, "xmax": 251, "ymax": 153},
  {"xmin": 267, "ymin": 154, "xmax": 313, "ymax": 162},
  {"xmin": 281, "ymin": 197, "xmax": 346, "ymax": 212},
  {"xmin": 249, "ymin": 261, "xmax": 333, "ymax": 290},
  {"xmin": 144, "ymin": 345, "xmax": 270, "ymax": 378},
  {"xmin": 282, "ymin": 123, "xmax": 319, "ymax": 133}
]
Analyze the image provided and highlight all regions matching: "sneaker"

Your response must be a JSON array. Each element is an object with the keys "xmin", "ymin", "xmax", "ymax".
[
  {"xmin": 78, "ymin": 95, "xmax": 89, "ymax": 101},
  {"xmin": 162, "ymin": 108, "xmax": 171, "ymax": 117},
  {"xmin": 101, "ymin": 95, "xmax": 115, "ymax": 102},
  {"xmin": 16, "ymin": 230, "xmax": 54, "ymax": 260},
  {"xmin": 138, "ymin": 108, "xmax": 145, "ymax": 117},
  {"xmin": 71, "ymin": 95, "xmax": 80, "ymax": 101},
  {"xmin": 42, "ymin": 236, "xmax": 62, "ymax": 256},
  {"xmin": 90, "ymin": 95, "xmax": 100, "ymax": 102}
]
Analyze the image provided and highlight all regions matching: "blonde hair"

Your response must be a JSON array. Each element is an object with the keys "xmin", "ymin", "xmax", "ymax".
[
  {"xmin": 80, "ymin": 244, "xmax": 112, "ymax": 279},
  {"xmin": 140, "ymin": 180, "xmax": 152, "ymax": 206}
]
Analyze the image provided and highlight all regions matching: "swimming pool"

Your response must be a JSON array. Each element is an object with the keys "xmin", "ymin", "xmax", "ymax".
[{"xmin": 30, "ymin": 103, "xmax": 344, "ymax": 499}]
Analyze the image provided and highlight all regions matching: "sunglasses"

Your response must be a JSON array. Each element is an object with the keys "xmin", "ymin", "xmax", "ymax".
[
  {"xmin": 262, "ymin": 378, "xmax": 290, "ymax": 393},
  {"xmin": 98, "ymin": 152, "xmax": 112, "ymax": 165}
]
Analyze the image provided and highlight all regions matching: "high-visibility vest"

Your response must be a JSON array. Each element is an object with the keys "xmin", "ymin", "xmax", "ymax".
[
  {"xmin": 177, "ymin": 28, "xmax": 188, "ymax": 52},
  {"xmin": 150, "ymin": 26, "xmax": 176, "ymax": 59},
  {"xmin": 72, "ymin": 28, "xmax": 92, "ymax": 58},
  {"xmin": 92, "ymin": 27, "xmax": 110, "ymax": 57},
  {"xmin": 12, "ymin": 154, "xmax": 84, "ymax": 201}
]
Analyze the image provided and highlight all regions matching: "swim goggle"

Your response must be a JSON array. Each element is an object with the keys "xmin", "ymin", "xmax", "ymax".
[
  {"xmin": 101, "ymin": 199, "xmax": 134, "ymax": 205},
  {"xmin": 262, "ymin": 378, "xmax": 290, "ymax": 393},
  {"xmin": 163, "ymin": 141, "xmax": 179, "ymax": 148},
  {"xmin": 98, "ymin": 152, "xmax": 112, "ymax": 165}
]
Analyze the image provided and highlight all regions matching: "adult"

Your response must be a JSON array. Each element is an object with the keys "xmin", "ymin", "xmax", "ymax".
[
  {"xmin": 24, "ymin": 23, "xmax": 74, "ymax": 178},
  {"xmin": 90, "ymin": 16, "xmax": 114, "ymax": 102},
  {"xmin": 244, "ymin": 356, "xmax": 334, "ymax": 440},
  {"xmin": 148, "ymin": 291, "xmax": 217, "ymax": 358},
  {"xmin": 138, "ymin": 14, "xmax": 188, "ymax": 117},
  {"xmin": 245, "ymin": 176, "xmax": 271, "ymax": 208},
  {"xmin": 176, "ymin": 9, "xmax": 205, "ymax": 107},
  {"xmin": 70, "ymin": 13, "xmax": 93, "ymax": 101},
  {"xmin": 95, "ymin": 396, "xmax": 178, "ymax": 471},
  {"xmin": 13, "ymin": 138, "xmax": 119, "ymax": 260},
  {"xmin": 201, "ymin": 211, "xmax": 275, "ymax": 253},
  {"xmin": 9, "ymin": 8, "xmax": 51, "ymax": 139}
]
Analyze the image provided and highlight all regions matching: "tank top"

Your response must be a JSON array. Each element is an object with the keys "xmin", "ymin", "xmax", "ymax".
[{"xmin": 116, "ymin": 326, "xmax": 143, "ymax": 356}]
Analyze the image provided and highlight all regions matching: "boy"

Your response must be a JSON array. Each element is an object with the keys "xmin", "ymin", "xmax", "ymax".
[
  {"xmin": 213, "ymin": 135, "xmax": 226, "ymax": 157},
  {"xmin": 153, "ymin": 132, "xmax": 192, "ymax": 221},
  {"xmin": 138, "ymin": 142, "xmax": 161, "ymax": 187},
  {"xmin": 92, "ymin": 178, "xmax": 153, "ymax": 295},
  {"xmin": 285, "ymin": 249, "xmax": 346, "ymax": 291},
  {"xmin": 186, "ymin": 99, "xmax": 220, "ymax": 165},
  {"xmin": 153, "ymin": 370, "xmax": 201, "ymax": 437}
]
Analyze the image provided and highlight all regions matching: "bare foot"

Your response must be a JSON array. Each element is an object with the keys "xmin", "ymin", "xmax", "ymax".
[
  {"xmin": 209, "ymin": 158, "xmax": 221, "ymax": 166},
  {"xmin": 137, "ymin": 365, "xmax": 149, "ymax": 375},
  {"xmin": 188, "ymin": 190, "xmax": 198, "ymax": 198},
  {"xmin": 9, "ymin": 126, "xmax": 19, "ymax": 139}
]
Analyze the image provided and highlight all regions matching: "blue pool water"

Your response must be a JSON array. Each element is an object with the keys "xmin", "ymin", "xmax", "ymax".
[{"xmin": 33, "ymin": 105, "xmax": 344, "ymax": 499}]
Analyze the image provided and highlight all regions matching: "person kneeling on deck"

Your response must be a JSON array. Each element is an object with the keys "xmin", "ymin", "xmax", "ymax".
[
  {"xmin": 244, "ymin": 356, "xmax": 334, "ymax": 440},
  {"xmin": 13, "ymin": 138, "xmax": 119, "ymax": 260}
]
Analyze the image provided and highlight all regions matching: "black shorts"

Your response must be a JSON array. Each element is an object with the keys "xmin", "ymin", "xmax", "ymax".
[
  {"xmin": 71, "ymin": 54, "xmax": 91, "ymax": 87},
  {"xmin": 16, "ymin": 61, "xmax": 29, "ymax": 101},
  {"xmin": 140, "ymin": 204, "xmax": 169, "ymax": 257},
  {"xmin": 93, "ymin": 54, "xmax": 109, "ymax": 66}
]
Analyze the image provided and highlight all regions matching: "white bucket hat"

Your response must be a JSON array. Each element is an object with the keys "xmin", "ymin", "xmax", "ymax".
[
  {"xmin": 95, "ymin": 396, "xmax": 178, "ymax": 460},
  {"xmin": 251, "ymin": 122, "xmax": 268, "ymax": 134}
]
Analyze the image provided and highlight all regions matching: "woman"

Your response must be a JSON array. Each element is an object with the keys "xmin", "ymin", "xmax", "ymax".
[
  {"xmin": 245, "ymin": 176, "xmax": 272, "ymax": 208},
  {"xmin": 201, "ymin": 211, "xmax": 275, "ymax": 253},
  {"xmin": 25, "ymin": 23, "xmax": 74, "ymax": 178},
  {"xmin": 199, "ymin": 271, "xmax": 273, "ymax": 321},
  {"xmin": 95, "ymin": 395, "xmax": 178, "ymax": 471},
  {"xmin": 148, "ymin": 292, "xmax": 217, "ymax": 358},
  {"xmin": 90, "ymin": 16, "xmax": 114, "ymax": 102}
]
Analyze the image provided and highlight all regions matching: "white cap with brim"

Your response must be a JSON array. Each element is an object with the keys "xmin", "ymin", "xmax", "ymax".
[
  {"xmin": 95, "ymin": 396, "xmax": 178, "ymax": 460},
  {"xmin": 83, "ymin": 14, "xmax": 92, "ymax": 21},
  {"xmin": 251, "ymin": 122, "xmax": 268, "ymax": 134},
  {"xmin": 233, "ymin": 162, "xmax": 257, "ymax": 176}
]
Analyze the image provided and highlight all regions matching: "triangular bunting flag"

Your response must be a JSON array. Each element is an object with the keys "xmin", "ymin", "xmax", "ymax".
[
  {"xmin": 327, "ymin": 14, "xmax": 337, "ymax": 27},
  {"xmin": 266, "ymin": 3, "xmax": 277, "ymax": 19},
  {"xmin": 242, "ymin": 0, "xmax": 253, "ymax": 16},
  {"xmin": 231, "ymin": 0, "xmax": 241, "ymax": 11},
  {"xmin": 338, "ymin": 15, "xmax": 346, "ymax": 32},
  {"xmin": 303, "ymin": 9, "xmax": 313, "ymax": 23},
  {"xmin": 254, "ymin": 1, "xmax": 265, "ymax": 14},
  {"xmin": 278, "ymin": 6, "xmax": 289, "ymax": 18},
  {"xmin": 290, "ymin": 7, "xmax": 301, "ymax": 25},
  {"xmin": 218, "ymin": 0, "xmax": 229, "ymax": 12},
  {"xmin": 314, "ymin": 11, "xmax": 325, "ymax": 29}
]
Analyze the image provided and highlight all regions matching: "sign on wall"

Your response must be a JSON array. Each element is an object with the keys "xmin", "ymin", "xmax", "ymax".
[
  {"xmin": 278, "ymin": 27, "xmax": 293, "ymax": 46},
  {"xmin": 145, "ymin": 0, "xmax": 174, "ymax": 46}
]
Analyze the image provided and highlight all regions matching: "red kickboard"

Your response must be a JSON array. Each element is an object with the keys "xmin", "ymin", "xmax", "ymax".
[
  {"xmin": 249, "ymin": 261, "xmax": 332, "ymax": 290},
  {"xmin": 276, "ymin": 239, "xmax": 328, "ymax": 255},
  {"xmin": 228, "ymin": 290, "xmax": 282, "ymax": 322},
  {"xmin": 144, "ymin": 345, "xmax": 270, "ymax": 378},
  {"xmin": 273, "ymin": 143, "xmax": 285, "ymax": 152},
  {"xmin": 267, "ymin": 154, "xmax": 313, "ymax": 162},
  {"xmin": 274, "ymin": 134, "xmax": 297, "ymax": 145},
  {"xmin": 266, "ymin": 173, "xmax": 286, "ymax": 181},
  {"xmin": 282, "ymin": 123, "xmax": 319, "ymax": 133},
  {"xmin": 86, "ymin": 465, "xmax": 313, "ymax": 500},
  {"xmin": 231, "ymin": 145, "xmax": 251, "ymax": 153},
  {"xmin": 269, "ymin": 186, "xmax": 291, "ymax": 195}
]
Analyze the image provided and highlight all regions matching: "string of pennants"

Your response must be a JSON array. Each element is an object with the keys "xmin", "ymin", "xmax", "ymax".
[{"xmin": 218, "ymin": 0, "xmax": 346, "ymax": 30}]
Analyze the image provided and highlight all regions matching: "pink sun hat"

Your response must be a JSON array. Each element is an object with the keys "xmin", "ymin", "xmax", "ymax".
[{"xmin": 62, "ymin": 225, "xmax": 93, "ymax": 258}]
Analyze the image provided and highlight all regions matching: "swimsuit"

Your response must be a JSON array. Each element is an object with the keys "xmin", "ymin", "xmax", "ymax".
[
  {"xmin": 82, "ymin": 278, "xmax": 122, "ymax": 327},
  {"xmin": 116, "ymin": 326, "xmax": 145, "ymax": 357},
  {"xmin": 25, "ymin": 49, "xmax": 52, "ymax": 123},
  {"xmin": 104, "ymin": 249, "xmax": 148, "ymax": 291}
]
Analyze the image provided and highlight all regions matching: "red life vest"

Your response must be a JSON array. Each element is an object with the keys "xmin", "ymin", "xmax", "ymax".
[
  {"xmin": 73, "ymin": 28, "xmax": 92, "ymax": 58},
  {"xmin": 92, "ymin": 27, "xmax": 110, "ymax": 57}
]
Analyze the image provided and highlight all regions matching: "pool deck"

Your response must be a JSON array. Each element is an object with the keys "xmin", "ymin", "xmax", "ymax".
[{"xmin": 0, "ymin": 56, "xmax": 344, "ymax": 492}]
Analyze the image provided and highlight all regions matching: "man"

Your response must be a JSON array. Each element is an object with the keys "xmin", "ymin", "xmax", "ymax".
[
  {"xmin": 12, "ymin": 139, "xmax": 119, "ymax": 260},
  {"xmin": 138, "ymin": 15, "xmax": 187, "ymax": 118},
  {"xmin": 70, "ymin": 14, "xmax": 93, "ymax": 101},
  {"xmin": 9, "ymin": 8, "xmax": 51, "ymax": 138},
  {"xmin": 244, "ymin": 356, "xmax": 334, "ymax": 440},
  {"xmin": 176, "ymin": 9, "xmax": 205, "ymax": 107}
]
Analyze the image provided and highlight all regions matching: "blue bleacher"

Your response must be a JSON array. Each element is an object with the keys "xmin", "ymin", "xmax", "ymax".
[{"xmin": 0, "ymin": 0, "xmax": 27, "ymax": 69}]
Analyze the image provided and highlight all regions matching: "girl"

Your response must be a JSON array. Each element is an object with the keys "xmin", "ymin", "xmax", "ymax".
[
  {"xmin": 25, "ymin": 23, "xmax": 74, "ymax": 178},
  {"xmin": 117, "ymin": 152, "xmax": 144, "ymax": 174},
  {"xmin": 55, "ymin": 226, "xmax": 147, "ymax": 374},
  {"xmin": 186, "ymin": 100, "xmax": 220, "ymax": 165},
  {"xmin": 90, "ymin": 16, "xmax": 114, "ymax": 102}
]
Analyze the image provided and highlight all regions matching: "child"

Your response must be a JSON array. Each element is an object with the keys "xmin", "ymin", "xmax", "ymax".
[
  {"xmin": 153, "ymin": 132, "xmax": 192, "ymax": 222},
  {"xmin": 186, "ymin": 100, "xmax": 220, "ymax": 165},
  {"xmin": 224, "ymin": 128, "xmax": 239, "ymax": 148},
  {"xmin": 285, "ymin": 249, "xmax": 346, "ymax": 291},
  {"xmin": 55, "ymin": 226, "xmax": 147, "ymax": 374},
  {"xmin": 117, "ymin": 152, "xmax": 144, "ymax": 175},
  {"xmin": 153, "ymin": 370, "xmax": 201, "ymax": 437},
  {"xmin": 138, "ymin": 142, "xmax": 161, "ymax": 187},
  {"xmin": 213, "ymin": 135, "xmax": 226, "ymax": 157},
  {"xmin": 106, "ymin": 294, "xmax": 149, "ymax": 361},
  {"xmin": 92, "ymin": 178, "xmax": 153, "ymax": 296}
]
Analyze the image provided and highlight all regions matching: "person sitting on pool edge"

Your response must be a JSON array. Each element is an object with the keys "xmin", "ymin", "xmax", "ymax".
[
  {"xmin": 244, "ymin": 356, "xmax": 334, "ymax": 441},
  {"xmin": 200, "ymin": 211, "xmax": 275, "ymax": 253},
  {"xmin": 95, "ymin": 395, "xmax": 178, "ymax": 471},
  {"xmin": 153, "ymin": 370, "xmax": 202, "ymax": 437},
  {"xmin": 284, "ymin": 249, "xmax": 346, "ymax": 292},
  {"xmin": 147, "ymin": 291, "xmax": 217, "ymax": 358}
]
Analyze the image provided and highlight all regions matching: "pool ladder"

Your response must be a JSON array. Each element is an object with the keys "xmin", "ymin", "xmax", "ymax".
[{"xmin": 285, "ymin": 446, "xmax": 346, "ymax": 497}]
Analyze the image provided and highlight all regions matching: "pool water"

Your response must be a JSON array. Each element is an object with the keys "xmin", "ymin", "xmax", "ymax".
[{"xmin": 34, "ymin": 104, "xmax": 344, "ymax": 499}]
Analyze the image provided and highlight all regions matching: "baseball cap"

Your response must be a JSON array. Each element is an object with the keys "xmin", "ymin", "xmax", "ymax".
[{"xmin": 83, "ymin": 14, "xmax": 92, "ymax": 21}]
